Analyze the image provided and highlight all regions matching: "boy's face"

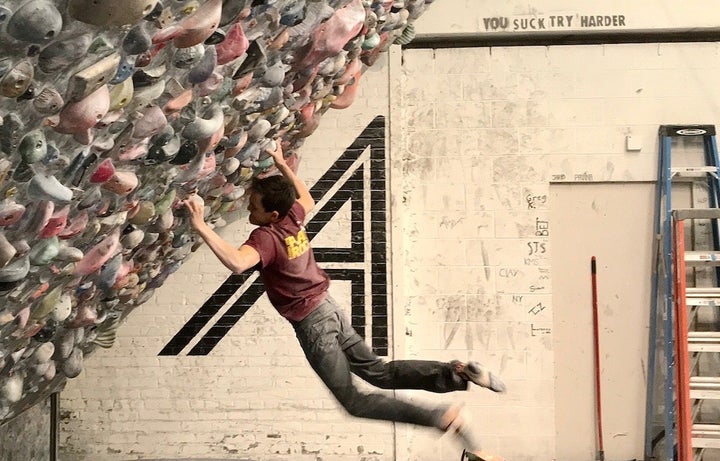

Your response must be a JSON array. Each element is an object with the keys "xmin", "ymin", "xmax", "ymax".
[{"xmin": 247, "ymin": 192, "xmax": 278, "ymax": 226}]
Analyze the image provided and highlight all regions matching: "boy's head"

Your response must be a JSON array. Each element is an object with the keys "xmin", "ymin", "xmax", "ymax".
[{"xmin": 247, "ymin": 175, "xmax": 297, "ymax": 225}]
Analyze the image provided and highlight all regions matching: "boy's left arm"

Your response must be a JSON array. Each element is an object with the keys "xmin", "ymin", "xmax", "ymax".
[{"xmin": 266, "ymin": 140, "xmax": 315, "ymax": 214}]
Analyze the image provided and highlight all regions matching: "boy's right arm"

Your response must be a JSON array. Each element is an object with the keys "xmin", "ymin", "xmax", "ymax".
[{"xmin": 183, "ymin": 195, "xmax": 260, "ymax": 273}]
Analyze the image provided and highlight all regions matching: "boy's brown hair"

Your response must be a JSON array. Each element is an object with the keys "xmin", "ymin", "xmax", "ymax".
[{"xmin": 251, "ymin": 175, "xmax": 298, "ymax": 218}]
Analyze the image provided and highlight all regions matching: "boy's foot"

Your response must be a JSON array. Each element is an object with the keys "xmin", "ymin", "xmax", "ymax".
[
  {"xmin": 453, "ymin": 360, "xmax": 506, "ymax": 393},
  {"xmin": 443, "ymin": 409, "xmax": 505, "ymax": 461},
  {"xmin": 462, "ymin": 449, "xmax": 506, "ymax": 461},
  {"xmin": 440, "ymin": 405, "xmax": 464, "ymax": 432}
]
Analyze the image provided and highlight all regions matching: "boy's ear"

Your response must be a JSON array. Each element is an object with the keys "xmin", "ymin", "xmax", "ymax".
[{"xmin": 269, "ymin": 210, "xmax": 281, "ymax": 222}]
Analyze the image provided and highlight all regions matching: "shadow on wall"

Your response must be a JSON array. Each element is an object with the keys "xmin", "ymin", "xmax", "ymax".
[
  {"xmin": 0, "ymin": 396, "xmax": 51, "ymax": 460},
  {"xmin": 0, "ymin": 0, "xmax": 433, "ymax": 426}
]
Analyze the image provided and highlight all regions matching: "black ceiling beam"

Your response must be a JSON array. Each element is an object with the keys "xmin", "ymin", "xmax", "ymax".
[{"xmin": 403, "ymin": 28, "xmax": 720, "ymax": 49}]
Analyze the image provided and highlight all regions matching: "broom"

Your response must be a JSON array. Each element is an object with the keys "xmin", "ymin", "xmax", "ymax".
[{"xmin": 591, "ymin": 256, "xmax": 605, "ymax": 461}]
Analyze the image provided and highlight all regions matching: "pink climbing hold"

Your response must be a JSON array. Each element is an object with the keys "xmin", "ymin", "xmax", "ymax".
[{"xmin": 73, "ymin": 227, "xmax": 121, "ymax": 276}]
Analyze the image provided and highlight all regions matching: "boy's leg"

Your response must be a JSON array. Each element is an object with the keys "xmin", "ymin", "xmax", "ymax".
[
  {"xmin": 334, "ymin": 306, "xmax": 505, "ymax": 394},
  {"xmin": 330, "ymin": 302, "xmax": 496, "ymax": 393},
  {"xmin": 294, "ymin": 305, "xmax": 447, "ymax": 427},
  {"xmin": 293, "ymin": 300, "xmax": 505, "ymax": 460},
  {"xmin": 343, "ymin": 337, "xmax": 467, "ymax": 392},
  {"xmin": 451, "ymin": 361, "xmax": 506, "ymax": 393},
  {"xmin": 444, "ymin": 407, "xmax": 506, "ymax": 461}
]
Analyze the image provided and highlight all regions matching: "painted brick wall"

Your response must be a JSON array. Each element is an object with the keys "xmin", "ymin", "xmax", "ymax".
[
  {"xmin": 59, "ymin": 25, "xmax": 720, "ymax": 461},
  {"xmin": 397, "ymin": 42, "xmax": 720, "ymax": 461}
]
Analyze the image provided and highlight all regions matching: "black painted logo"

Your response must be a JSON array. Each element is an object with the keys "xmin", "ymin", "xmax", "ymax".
[{"xmin": 160, "ymin": 116, "xmax": 389, "ymax": 356}]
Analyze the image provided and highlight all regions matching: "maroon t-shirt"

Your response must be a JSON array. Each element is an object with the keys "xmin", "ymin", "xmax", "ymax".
[{"xmin": 244, "ymin": 201, "xmax": 330, "ymax": 321}]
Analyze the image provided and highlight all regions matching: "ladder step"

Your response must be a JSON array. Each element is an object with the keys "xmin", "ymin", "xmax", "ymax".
[
  {"xmin": 690, "ymin": 377, "xmax": 720, "ymax": 399},
  {"xmin": 690, "ymin": 377, "xmax": 720, "ymax": 384},
  {"xmin": 689, "ymin": 332, "xmax": 720, "ymax": 339},
  {"xmin": 660, "ymin": 125, "xmax": 717, "ymax": 137},
  {"xmin": 692, "ymin": 424, "xmax": 720, "ymax": 449},
  {"xmin": 671, "ymin": 166, "xmax": 719, "ymax": 178},
  {"xmin": 686, "ymin": 287, "xmax": 720, "ymax": 306},
  {"xmin": 686, "ymin": 298, "xmax": 720, "ymax": 307},
  {"xmin": 689, "ymin": 389, "xmax": 720, "ymax": 399},
  {"xmin": 685, "ymin": 251, "xmax": 720, "ymax": 264},
  {"xmin": 674, "ymin": 208, "xmax": 720, "ymax": 220},
  {"xmin": 688, "ymin": 332, "xmax": 720, "ymax": 352}
]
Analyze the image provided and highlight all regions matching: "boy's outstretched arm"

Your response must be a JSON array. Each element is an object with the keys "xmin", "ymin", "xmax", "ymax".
[
  {"xmin": 182, "ymin": 195, "xmax": 260, "ymax": 273},
  {"xmin": 266, "ymin": 140, "xmax": 315, "ymax": 214}
]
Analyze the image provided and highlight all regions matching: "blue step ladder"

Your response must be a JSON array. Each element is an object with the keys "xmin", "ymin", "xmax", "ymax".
[{"xmin": 645, "ymin": 125, "xmax": 720, "ymax": 461}]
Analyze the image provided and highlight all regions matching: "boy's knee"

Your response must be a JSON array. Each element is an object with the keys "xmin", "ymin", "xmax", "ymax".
[{"xmin": 336, "ymin": 391, "xmax": 369, "ymax": 417}]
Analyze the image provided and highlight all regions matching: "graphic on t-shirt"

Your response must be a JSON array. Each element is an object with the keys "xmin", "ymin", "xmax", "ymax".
[{"xmin": 286, "ymin": 228, "xmax": 310, "ymax": 259}]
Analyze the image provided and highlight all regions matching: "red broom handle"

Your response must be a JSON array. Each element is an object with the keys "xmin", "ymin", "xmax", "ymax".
[{"xmin": 591, "ymin": 256, "xmax": 605, "ymax": 461}]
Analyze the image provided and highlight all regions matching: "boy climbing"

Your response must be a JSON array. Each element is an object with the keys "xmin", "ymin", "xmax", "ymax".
[{"xmin": 182, "ymin": 141, "xmax": 506, "ymax": 461}]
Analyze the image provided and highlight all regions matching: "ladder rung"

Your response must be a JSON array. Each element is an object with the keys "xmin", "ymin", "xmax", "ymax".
[
  {"xmin": 686, "ymin": 287, "xmax": 720, "ymax": 297},
  {"xmin": 690, "ymin": 377, "xmax": 720, "ymax": 399},
  {"xmin": 689, "ymin": 332, "xmax": 720, "ymax": 339},
  {"xmin": 685, "ymin": 251, "xmax": 720, "ymax": 264},
  {"xmin": 690, "ymin": 377, "xmax": 720, "ymax": 384},
  {"xmin": 690, "ymin": 389, "xmax": 720, "ymax": 399},
  {"xmin": 688, "ymin": 332, "xmax": 720, "ymax": 352},
  {"xmin": 692, "ymin": 424, "xmax": 720, "ymax": 449},
  {"xmin": 694, "ymin": 424, "xmax": 720, "ymax": 431},
  {"xmin": 685, "ymin": 287, "xmax": 720, "ymax": 306},
  {"xmin": 686, "ymin": 298, "xmax": 720, "ymax": 307},
  {"xmin": 674, "ymin": 208, "xmax": 720, "ymax": 220},
  {"xmin": 671, "ymin": 166, "xmax": 719, "ymax": 177}
]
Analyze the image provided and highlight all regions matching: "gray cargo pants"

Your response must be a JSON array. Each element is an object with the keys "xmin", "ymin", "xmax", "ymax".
[{"xmin": 291, "ymin": 296, "xmax": 469, "ymax": 429}]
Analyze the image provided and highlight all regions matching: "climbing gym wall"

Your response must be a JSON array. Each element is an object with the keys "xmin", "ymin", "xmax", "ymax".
[
  {"xmin": 8, "ymin": 0, "xmax": 720, "ymax": 460},
  {"xmin": 60, "ymin": 57, "xmax": 397, "ymax": 460},
  {"xmin": 0, "ymin": 0, "xmax": 430, "ymax": 459}
]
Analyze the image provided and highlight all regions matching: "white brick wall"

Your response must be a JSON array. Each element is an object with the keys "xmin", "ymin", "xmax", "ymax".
[{"xmin": 398, "ymin": 41, "xmax": 720, "ymax": 461}]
